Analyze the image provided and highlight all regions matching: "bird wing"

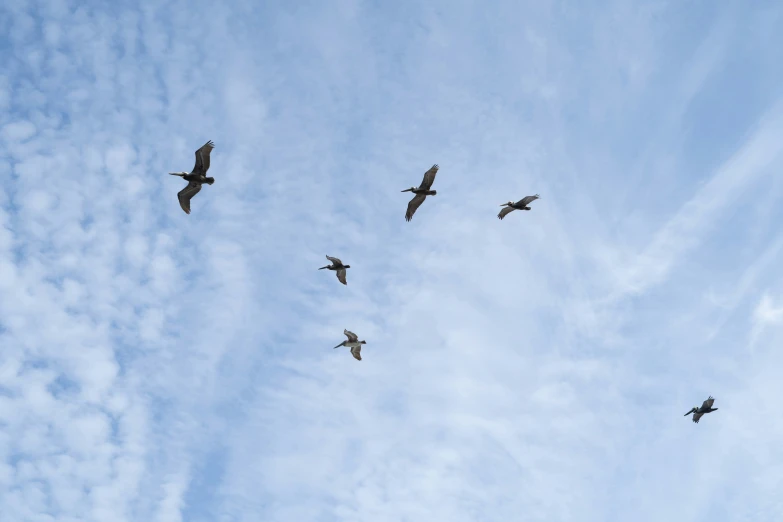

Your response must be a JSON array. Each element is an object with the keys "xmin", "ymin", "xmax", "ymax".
[
  {"xmin": 405, "ymin": 194, "xmax": 427, "ymax": 222},
  {"xmin": 516, "ymin": 194, "xmax": 539, "ymax": 207},
  {"xmin": 177, "ymin": 181, "xmax": 202, "ymax": 214},
  {"xmin": 692, "ymin": 411, "xmax": 703, "ymax": 423},
  {"xmin": 326, "ymin": 255, "xmax": 342, "ymax": 266},
  {"xmin": 418, "ymin": 164, "xmax": 439, "ymax": 190},
  {"xmin": 193, "ymin": 140, "xmax": 215, "ymax": 174},
  {"xmin": 702, "ymin": 397, "xmax": 715, "ymax": 409},
  {"xmin": 336, "ymin": 268, "xmax": 347, "ymax": 285},
  {"xmin": 350, "ymin": 345, "xmax": 362, "ymax": 361},
  {"xmin": 344, "ymin": 329, "xmax": 358, "ymax": 342},
  {"xmin": 498, "ymin": 206, "xmax": 516, "ymax": 220}
]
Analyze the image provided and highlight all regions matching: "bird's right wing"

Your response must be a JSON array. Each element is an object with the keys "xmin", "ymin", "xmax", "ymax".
[
  {"xmin": 177, "ymin": 181, "xmax": 202, "ymax": 214},
  {"xmin": 326, "ymin": 255, "xmax": 342, "ymax": 265},
  {"xmin": 405, "ymin": 194, "xmax": 427, "ymax": 222},
  {"xmin": 418, "ymin": 164, "xmax": 439, "ymax": 190},
  {"xmin": 336, "ymin": 268, "xmax": 347, "ymax": 285},
  {"xmin": 193, "ymin": 140, "xmax": 215, "ymax": 174},
  {"xmin": 344, "ymin": 329, "xmax": 358, "ymax": 342},
  {"xmin": 516, "ymin": 194, "xmax": 539, "ymax": 207},
  {"xmin": 692, "ymin": 411, "xmax": 703, "ymax": 423},
  {"xmin": 498, "ymin": 206, "xmax": 516, "ymax": 220},
  {"xmin": 350, "ymin": 345, "xmax": 362, "ymax": 361}
]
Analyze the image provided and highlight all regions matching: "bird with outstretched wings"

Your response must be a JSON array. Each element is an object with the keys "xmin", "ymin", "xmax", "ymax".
[{"xmin": 403, "ymin": 164, "xmax": 439, "ymax": 222}]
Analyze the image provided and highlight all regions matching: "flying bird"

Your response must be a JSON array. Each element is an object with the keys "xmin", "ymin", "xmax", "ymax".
[
  {"xmin": 319, "ymin": 255, "xmax": 351, "ymax": 285},
  {"xmin": 333, "ymin": 329, "xmax": 367, "ymax": 361},
  {"xmin": 684, "ymin": 396, "xmax": 719, "ymax": 423},
  {"xmin": 498, "ymin": 194, "xmax": 540, "ymax": 220},
  {"xmin": 169, "ymin": 140, "xmax": 216, "ymax": 214},
  {"xmin": 402, "ymin": 164, "xmax": 439, "ymax": 222}
]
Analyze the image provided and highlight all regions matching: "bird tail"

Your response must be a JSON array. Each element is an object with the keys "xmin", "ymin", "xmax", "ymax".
[
  {"xmin": 205, "ymin": 177, "xmax": 215, "ymax": 185},
  {"xmin": 430, "ymin": 190, "xmax": 437, "ymax": 195}
]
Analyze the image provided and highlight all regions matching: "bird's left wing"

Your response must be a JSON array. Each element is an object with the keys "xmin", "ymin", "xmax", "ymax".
[
  {"xmin": 419, "ymin": 164, "xmax": 439, "ymax": 190},
  {"xmin": 405, "ymin": 194, "xmax": 427, "ymax": 222},
  {"xmin": 193, "ymin": 140, "xmax": 215, "ymax": 174},
  {"xmin": 498, "ymin": 206, "xmax": 516, "ymax": 220},
  {"xmin": 177, "ymin": 181, "xmax": 202, "ymax": 214},
  {"xmin": 344, "ymin": 329, "xmax": 358, "ymax": 342},
  {"xmin": 702, "ymin": 396, "xmax": 715, "ymax": 409},
  {"xmin": 326, "ymin": 255, "xmax": 342, "ymax": 265},
  {"xmin": 336, "ymin": 268, "xmax": 347, "ymax": 285},
  {"xmin": 350, "ymin": 345, "xmax": 362, "ymax": 361}
]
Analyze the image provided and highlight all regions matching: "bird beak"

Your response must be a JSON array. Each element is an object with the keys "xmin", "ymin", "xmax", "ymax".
[
  {"xmin": 169, "ymin": 172, "xmax": 182, "ymax": 176},
  {"xmin": 401, "ymin": 188, "xmax": 412, "ymax": 192}
]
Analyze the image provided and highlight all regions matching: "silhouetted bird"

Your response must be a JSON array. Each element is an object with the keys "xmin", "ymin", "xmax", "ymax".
[
  {"xmin": 319, "ymin": 255, "xmax": 350, "ymax": 285},
  {"xmin": 498, "ymin": 194, "xmax": 540, "ymax": 220},
  {"xmin": 169, "ymin": 140, "xmax": 216, "ymax": 214},
  {"xmin": 333, "ymin": 329, "xmax": 367, "ymax": 361},
  {"xmin": 402, "ymin": 164, "xmax": 439, "ymax": 222},
  {"xmin": 684, "ymin": 396, "xmax": 718, "ymax": 423}
]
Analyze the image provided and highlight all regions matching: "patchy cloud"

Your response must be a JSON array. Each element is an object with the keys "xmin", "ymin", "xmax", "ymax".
[{"xmin": 0, "ymin": 0, "xmax": 782, "ymax": 521}]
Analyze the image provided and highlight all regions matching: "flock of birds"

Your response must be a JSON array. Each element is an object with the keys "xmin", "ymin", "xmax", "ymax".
[{"xmin": 169, "ymin": 140, "xmax": 720, "ymax": 425}]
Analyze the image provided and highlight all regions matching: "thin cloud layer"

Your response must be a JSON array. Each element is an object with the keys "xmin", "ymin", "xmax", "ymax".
[{"xmin": 0, "ymin": 0, "xmax": 782, "ymax": 521}]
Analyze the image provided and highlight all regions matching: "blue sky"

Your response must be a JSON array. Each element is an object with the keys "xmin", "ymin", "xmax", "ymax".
[{"xmin": 1, "ymin": 0, "xmax": 782, "ymax": 520}]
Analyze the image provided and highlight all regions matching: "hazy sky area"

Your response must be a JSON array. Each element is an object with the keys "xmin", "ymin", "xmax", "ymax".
[{"xmin": 1, "ymin": 0, "xmax": 783, "ymax": 521}]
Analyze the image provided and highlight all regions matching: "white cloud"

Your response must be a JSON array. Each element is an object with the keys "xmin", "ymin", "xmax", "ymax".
[
  {"xmin": 0, "ymin": 0, "xmax": 782, "ymax": 521},
  {"xmin": 754, "ymin": 294, "xmax": 783, "ymax": 325}
]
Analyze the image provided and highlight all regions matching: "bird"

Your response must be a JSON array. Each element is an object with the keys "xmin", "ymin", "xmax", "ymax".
[
  {"xmin": 684, "ymin": 396, "xmax": 719, "ymax": 423},
  {"xmin": 333, "ymin": 329, "xmax": 367, "ymax": 361},
  {"xmin": 169, "ymin": 140, "xmax": 216, "ymax": 214},
  {"xmin": 402, "ymin": 164, "xmax": 439, "ymax": 221},
  {"xmin": 318, "ymin": 255, "xmax": 350, "ymax": 285},
  {"xmin": 498, "ymin": 194, "xmax": 541, "ymax": 220}
]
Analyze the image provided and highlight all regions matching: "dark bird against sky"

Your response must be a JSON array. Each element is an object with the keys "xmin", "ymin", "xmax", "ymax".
[
  {"xmin": 169, "ymin": 140, "xmax": 216, "ymax": 215},
  {"xmin": 402, "ymin": 164, "xmax": 439, "ymax": 222}
]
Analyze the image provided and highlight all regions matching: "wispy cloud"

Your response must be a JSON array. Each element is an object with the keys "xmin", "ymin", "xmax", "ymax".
[{"xmin": 0, "ymin": 0, "xmax": 782, "ymax": 521}]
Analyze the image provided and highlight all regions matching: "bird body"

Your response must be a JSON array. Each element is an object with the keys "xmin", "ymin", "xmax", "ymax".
[
  {"xmin": 402, "ymin": 164, "xmax": 439, "ymax": 221},
  {"xmin": 333, "ymin": 329, "xmax": 367, "ymax": 360},
  {"xmin": 169, "ymin": 140, "xmax": 216, "ymax": 214},
  {"xmin": 498, "ymin": 194, "xmax": 540, "ymax": 220},
  {"xmin": 319, "ymin": 255, "xmax": 350, "ymax": 285},
  {"xmin": 684, "ymin": 396, "xmax": 718, "ymax": 423}
]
